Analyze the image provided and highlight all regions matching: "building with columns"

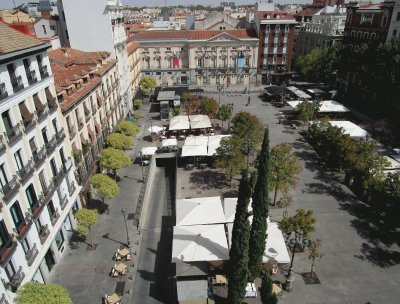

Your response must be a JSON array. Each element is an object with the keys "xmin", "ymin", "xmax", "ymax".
[
  {"xmin": 48, "ymin": 48, "xmax": 122, "ymax": 202},
  {"xmin": 132, "ymin": 29, "xmax": 259, "ymax": 88},
  {"xmin": 0, "ymin": 22, "xmax": 81, "ymax": 302},
  {"xmin": 57, "ymin": 0, "xmax": 134, "ymax": 117},
  {"xmin": 126, "ymin": 39, "xmax": 141, "ymax": 109}
]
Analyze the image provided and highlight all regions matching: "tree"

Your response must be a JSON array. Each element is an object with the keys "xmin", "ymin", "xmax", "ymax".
[
  {"xmin": 116, "ymin": 120, "xmax": 140, "ymax": 137},
  {"xmin": 17, "ymin": 282, "xmax": 73, "ymax": 304},
  {"xmin": 215, "ymin": 137, "xmax": 245, "ymax": 186},
  {"xmin": 260, "ymin": 272, "xmax": 278, "ymax": 304},
  {"xmin": 133, "ymin": 99, "xmax": 143, "ymax": 110},
  {"xmin": 99, "ymin": 148, "xmax": 131, "ymax": 180},
  {"xmin": 296, "ymin": 101, "xmax": 314, "ymax": 125},
  {"xmin": 107, "ymin": 133, "xmax": 133, "ymax": 150},
  {"xmin": 248, "ymin": 128, "xmax": 270, "ymax": 281},
  {"xmin": 307, "ymin": 239, "xmax": 322, "ymax": 278},
  {"xmin": 217, "ymin": 104, "xmax": 233, "ymax": 128},
  {"xmin": 90, "ymin": 174, "xmax": 119, "ymax": 205},
  {"xmin": 231, "ymin": 111, "xmax": 264, "ymax": 147},
  {"xmin": 180, "ymin": 92, "xmax": 189, "ymax": 107},
  {"xmin": 279, "ymin": 209, "xmax": 316, "ymax": 239},
  {"xmin": 75, "ymin": 208, "xmax": 98, "ymax": 247},
  {"xmin": 139, "ymin": 76, "xmax": 156, "ymax": 96},
  {"xmin": 199, "ymin": 97, "xmax": 219, "ymax": 117},
  {"xmin": 228, "ymin": 171, "xmax": 256, "ymax": 304},
  {"xmin": 269, "ymin": 143, "xmax": 302, "ymax": 205}
]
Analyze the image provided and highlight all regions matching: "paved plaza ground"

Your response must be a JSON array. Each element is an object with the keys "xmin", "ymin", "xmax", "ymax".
[{"xmin": 49, "ymin": 91, "xmax": 400, "ymax": 304}]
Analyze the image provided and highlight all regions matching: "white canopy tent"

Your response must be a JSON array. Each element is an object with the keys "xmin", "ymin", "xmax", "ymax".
[
  {"xmin": 223, "ymin": 197, "xmax": 253, "ymax": 223},
  {"xmin": 189, "ymin": 115, "xmax": 212, "ymax": 129},
  {"xmin": 329, "ymin": 121, "xmax": 369, "ymax": 138},
  {"xmin": 181, "ymin": 145, "xmax": 208, "ymax": 157},
  {"xmin": 184, "ymin": 136, "xmax": 209, "ymax": 146},
  {"xmin": 227, "ymin": 222, "xmax": 290, "ymax": 264},
  {"xmin": 162, "ymin": 138, "xmax": 178, "ymax": 147},
  {"xmin": 147, "ymin": 126, "xmax": 165, "ymax": 133},
  {"xmin": 307, "ymin": 88, "xmax": 325, "ymax": 94},
  {"xmin": 172, "ymin": 224, "xmax": 229, "ymax": 262},
  {"xmin": 319, "ymin": 100, "xmax": 350, "ymax": 113},
  {"xmin": 140, "ymin": 146, "xmax": 158, "ymax": 156},
  {"xmin": 207, "ymin": 135, "xmax": 230, "ymax": 156},
  {"xmin": 287, "ymin": 100, "xmax": 304, "ymax": 108},
  {"xmin": 169, "ymin": 116, "xmax": 190, "ymax": 131},
  {"xmin": 176, "ymin": 196, "xmax": 225, "ymax": 226},
  {"xmin": 286, "ymin": 86, "xmax": 312, "ymax": 99}
]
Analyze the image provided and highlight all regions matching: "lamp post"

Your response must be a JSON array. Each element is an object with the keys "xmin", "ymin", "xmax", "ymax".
[
  {"xmin": 281, "ymin": 83, "xmax": 286, "ymax": 108},
  {"xmin": 150, "ymin": 118, "xmax": 153, "ymax": 142},
  {"xmin": 242, "ymin": 138, "xmax": 255, "ymax": 169},
  {"xmin": 139, "ymin": 151, "xmax": 144, "ymax": 182},
  {"xmin": 217, "ymin": 85, "xmax": 221, "ymax": 105},
  {"xmin": 227, "ymin": 103, "xmax": 234, "ymax": 134},
  {"xmin": 121, "ymin": 208, "xmax": 131, "ymax": 247},
  {"xmin": 284, "ymin": 229, "xmax": 309, "ymax": 291}
]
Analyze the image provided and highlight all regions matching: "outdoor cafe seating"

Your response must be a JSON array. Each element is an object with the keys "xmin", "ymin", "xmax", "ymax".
[
  {"xmin": 111, "ymin": 262, "xmax": 128, "ymax": 277},
  {"xmin": 104, "ymin": 293, "xmax": 121, "ymax": 304},
  {"xmin": 114, "ymin": 248, "xmax": 132, "ymax": 262}
]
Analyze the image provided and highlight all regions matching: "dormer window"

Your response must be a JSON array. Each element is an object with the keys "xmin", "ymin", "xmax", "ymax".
[{"xmin": 67, "ymin": 88, "xmax": 73, "ymax": 96}]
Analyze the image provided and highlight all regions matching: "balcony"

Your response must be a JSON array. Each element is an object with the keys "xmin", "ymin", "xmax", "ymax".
[
  {"xmin": 60, "ymin": 193, "xmax": 68, "ymax": 210},
  {"xmin": 5, "ymin": 123, "xmax": 22, "ymax": 145},
  {"xmin": 63, "ymin": 157, "xmax": 73, "ymax": 172},
  {"xmin": 23, "ymin": 117, "xmax": 36, "ymax": 133},
  {"xmin": 30, "ymin": 198, "xmax": 44, "ymax": 219},
  {"xmin": 33, "ymin": 147, "xmax": 46, "ymax": 168},
  {"xmin": 68, "ymin": 181, "xmax": 76, "ymax": 197},
  {"xmin": 0, "ymin": 238, "xmax": 17, "ymax": 266},
  {"xmin": 25, "ymin": 243, "xmax": 38, "ymax": 266},
  {"xmin": 0, "ymin": 136, "xmax": 6, "ymax": 154},
  {"xmin": 36, "ymin": 107, "xmax": 48, "ymax": 122},
  {"xmin": 17, "ymin": 160, "xmax": 34, "ymax": 184},
  {"xmin": 26, "ymin": 70, "xmax": 38, "ymax": 85},
  {"xmin": 92, "ymin": 104, "xmax": 98, "ymax": 114},
  {"xmin": 55, "ymin": 128, "xmax": 65, "ymax": 144},
  {"xmin": 45, "ymin": 136, "xmax": 56, "ymax": 155},
  {"xmin": 0, "ymin": 83, "xmax": 8, "ymax": 100},
  {"xmin": 8, "ymin": 266, "xmax": 25, "ymax": 292},
  {"xmin": 10, "ymin": 75, "xmax": 24, "ymax": 94},
  {"xmin": 14, "ymin": 218, "xmax": 32, "ymax": 240},
  {"xmin": 39, "ymin": 65, "xmax": 49, "ymax": 79},
  {"xmin": 78, "ymin": 118, "xmax": 84, "ymax": 129},
  {"xmin": 39, "ymin": 224, "xmax": 50, "ymax": 245},
  {"xmin": 53, "ymin": 168, "xmax": 66, "ymax": 187},
  {"xmin": 41, "ymin": 180, "xmax": 55, "ymax": 203},
  {"xmin": 0, "ymin": 176, "xmax": 19, "ymax": 202},
  {"xmin": 69, "ymin": 126, "xmax": 77, "ymax": 140},
  {"xmin": 50, "ymin": 208, "xmax": 60, "ymax": 226},
  {"xmin": 0, "ymin": 293, "xmax": 8, "ymax": 304}
]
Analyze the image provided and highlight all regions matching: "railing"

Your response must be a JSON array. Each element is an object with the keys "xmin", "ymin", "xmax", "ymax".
[
  {"xmin": 78, "ymin": 118, "xmax": 84, "ymax": 129},
  {"xmin": 50, "ymin": 208, "xmax": 60, "ymax": 225},
  {"xmin": 39, "ymin": 65, "xmax": 49, "ymax": 78},
  {"xmin": 5, "ymin": 123, "xmax": 22, "ymax": 145},
  {"xmin": 68, "ymin": 181, "xmax": 76, "ymax": 197},
  {"xmin": 10, "ymin": 75, "xmax": 24, "ymax": 93},
  {"xmin": 64, "ymin": 157, "xmax": 73, "ymax": 172},
  {"xmin": 36, "ymin": 106, "xmax": 48, "ymax": 122},
  {"xmin": 17, "ymin": 160, "xmax": 34, "ymax": 183},
  {"xmin": 9, "ymin": 266, "xmax": 25, "ymax": 292},
  {"xmin": 39, "ymin": 224, "xmax": 49, "ymax": 245},
  {"xmin": 0, "ymin": 176, "xmax": 19, "ymax": 202},
  {"xmin": 53, "ymin": 168, "xmax": 66, "ymax": 187},
  {"xmin": 55, "ymin": 128, "xmax": 65, "ymax": 144},
  {"xmin": 23, "ymin": 116, "xmax": 36, "ymax": 132},
  {"xmin": 0, "ymin": 83, "xmax": 8, "ymax": 100},
  {"xmin": 14, "ymin": 218, "xmax": 32, "ymax": 239},
  {"xmin": 25, "ymin": 243, "xmax": 38, "ymax": 266},
  {"xmin": 26, "ymin": 70, "xmax": 38, "ymax": 85},
  {"xmin": 0, "ymin": 293, "xmax": 8, "ymax": 304},
  {"xmin": 0, "ymin": 136, "xmax": 5, "ymax": 154},
  {"xmin": 45, "ymin": 136, "xmax": 56, "ymax": 154},
  {"xmin": 33, "ymin": 147, "xmax": 46, "ymax": 168},
  {"xmin": 69, "ymin": 126, "xmax": 77, "ymax": 140},
  {"xmin": 0, "ymin": 238, "xmax": 17, "ymax": 266},
  {"xmin": 41, "ymin": 180, "xmax": 54, "ymax": 202}
]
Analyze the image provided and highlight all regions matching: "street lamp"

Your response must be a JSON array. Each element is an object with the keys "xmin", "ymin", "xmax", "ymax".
[
  {"xmin": 139, "ymin": 151, "xmax": 144, "ymax": 182},
  {"xmin": 150, "ymin": 118, "xmax": 153, "ymax": 142},
  {"xmin": 284, "ymin": 229, "xmax": 309, "ymax": 291},
  {"xmin": 121, "ymin": 208, "xmax": 131, "ymax": 248},
  {"xmin": 242, "ymin": 138, "xmax": 255, "ymax": 169},
  {"xmin": 280, "ymin": 83, "xmax": 286, "ymax": 108},
  {"xmin": 217, "ymin": 85, "xmax": 221, "ymax": 105}
]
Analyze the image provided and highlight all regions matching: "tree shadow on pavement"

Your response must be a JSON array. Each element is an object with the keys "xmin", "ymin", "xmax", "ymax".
[
  {"xmin": 355, "ymin": 242, "xmax": 400, "ymax": 268},
  {"xmin": 189, "ymin": 170, "xmax": 227, "ymax": 190}
]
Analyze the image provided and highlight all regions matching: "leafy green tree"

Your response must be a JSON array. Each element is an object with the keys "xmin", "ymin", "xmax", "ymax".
[
  {"xmin": 232, "ymin": 111, "xmax": 264, "ymax": 147},
  {"xmin": 307, "ymin": 239, "xmax": 322, "ymax": 278},
  {"xmin": 107, "ymin": 133, "xmax": 133, "ymax": 150},
  {"xmin": 199, "ymin": 97, "xmax": 219, "ymax": 117},
  {"xmin": 116, "ymin": 120, "xmax": 140, "ymax": 137},
  {"xmin": 296, "ymin": 101, "xmax": 314, "ymax": 125},
  {"xmin": 260, "ymin": 272, "xmax": 278, "ymax": 304},
  {"xmin": 215, "ymin": 137, "xmax": 245, "ymax": 186},
  {"xmin": 217, "ymin": 104, "xmax": 233, "ymax": 128},
  {"xmin": 279, "ymin": 209, "xmax": 316, "ymax": 239},
  {"xmin": 75, "ymin": 208, "xmax": 98, "ymax": 247},
  {"xmin": 228, "ymin": 171, "xmax": 256, "ymax": 304},
  {"xmin": 180, "ymin": 92, "xmax": 189, "ymax": 106},
  {"xmin": 99, "ymin": 148, "xmax": 131, "ymax": 180},
  {"xmin": 139, "ymin": 76, "xmax": 156, "ymax": 96},
  {"xmin": 90, "ymin": 174, "xmax": 119, "ymax": 205},
  {"xmin": 269, "ymin": 143, "xmax": 302, "ymax": 206},
  {"xmin": 17, "ymin": 282, "xmax": 72, "ymax": 304},
  {"xmin": 248, "ymin": 128, "xmax": 270, "ymax": 281},
  {"xmin": 133, "ymin": 99, "xmax": 143, "ymax": 109}
]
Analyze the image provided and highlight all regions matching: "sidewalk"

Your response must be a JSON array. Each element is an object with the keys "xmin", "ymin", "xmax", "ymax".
[{"xmin": 48, "ymin": 103, "xmax": 156, "ymax": 304}]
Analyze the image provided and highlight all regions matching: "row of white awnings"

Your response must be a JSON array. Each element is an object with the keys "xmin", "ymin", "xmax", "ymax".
[
  {"xmin": 169, "ymin": 115, "xmax": 212, "ymax": 131},
  {"xmin": 286, "ymin": 86, "xmax": 312, "ymax": 99},
  {"xmin": 181, "ymin": 135, "xmax": 231, "ymax": 157},
  {"xmin": 287, "ymin": 100, "xmax": 350, "ymax": 113}
]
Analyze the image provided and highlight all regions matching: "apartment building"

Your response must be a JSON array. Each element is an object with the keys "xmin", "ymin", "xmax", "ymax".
[
  {"xmin": 126, "ymin": 39, "xmax": 141, "ymax": 109},
  {"xmin": 57, "ymin": 0, "xmax": 134, "ymax": 116},
  {"xmin": 0, "ymin": 22, "xmax": 80, "ymax": 302},
  {"xmin": 132, "ymin": 29, "xmax": 259, "ymax": 88},
  {"xmin": 48, "ymin": 48, "xmax": 122, "ymax": 200}
]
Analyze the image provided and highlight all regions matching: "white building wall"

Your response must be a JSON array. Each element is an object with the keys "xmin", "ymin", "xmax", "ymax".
[
  {"xmin": 387, "ymin": 0, "xmax": 400, "ymax": 41},
  {"xmin": 34, "ymin": 19, "xmax": 58, "ymax": 39}
]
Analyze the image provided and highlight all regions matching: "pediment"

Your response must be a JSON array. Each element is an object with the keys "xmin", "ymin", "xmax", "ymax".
[{"xmin": 206, "ymin": 32, "xmax": 241, "ymax": 42}]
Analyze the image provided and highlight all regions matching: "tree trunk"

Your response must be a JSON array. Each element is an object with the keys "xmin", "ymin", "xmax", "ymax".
[
  {"xmin": 273, "ymin": 187, "xmax": 278, "ymax": 206},
  {"xmin": 114, "ymin": 170, "xmax": 117, "ymax": 181},
  {"xmin": 310, "ymin": 260, "xmax": 315, "ymax": 278},
  {"xmin": 89, "ymin": 226, "xmax": 93, "ymax": 247}
]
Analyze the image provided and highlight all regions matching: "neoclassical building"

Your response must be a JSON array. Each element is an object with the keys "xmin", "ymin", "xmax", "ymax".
[
  {"xmin": 131, "ymin": 29, "xmax": 259, "ymax": 88},
  {"xmin": 126, "ymin": 39, "xmax": 141, "ymax": 107}
]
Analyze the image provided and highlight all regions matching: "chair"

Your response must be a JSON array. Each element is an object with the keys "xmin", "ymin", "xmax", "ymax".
[
  {"xmin": 114, "ymin": 252, "xmax": 121, "ymax": 261},
  {"xmin": 110, "ymin": 268, "xmax": 118, "ymax": 278},
  {"xmin": 126, "ymin": 254, "xmax": 132, "ymax": 261},
  {"xmin": 104, "ymin": 293, "xmax": 121, "ymax": 304}
]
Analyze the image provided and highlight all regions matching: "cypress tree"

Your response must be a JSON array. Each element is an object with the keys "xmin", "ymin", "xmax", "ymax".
[
  {"xmin": 227, "ymin": 171, "xmax": 256, "ymax": 304},
  {"xmin": 261, "ymin": 272, "xmax": 278, "ymax": 304},
  {"xmin": 248, "ymin": 127, "xmax": 270, "ymax": 281}
]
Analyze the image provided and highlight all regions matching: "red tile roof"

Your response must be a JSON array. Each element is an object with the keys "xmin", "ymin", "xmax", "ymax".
[
  {"xmin": 127, "ymin": 40, "xmax": 140, "ymax": 55},
  {"xmin": 131, "ymin": 29, "xmax": 258, "ymax": 41}
]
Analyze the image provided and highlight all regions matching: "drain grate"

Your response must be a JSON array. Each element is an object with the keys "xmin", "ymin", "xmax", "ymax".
[
  {"xmin": 115, "ymin": 281, "xmax": 126, "ymax": 295},
  {"xmin": 127, "ymin": 213, "xmax": 135, "ymax": 220}
]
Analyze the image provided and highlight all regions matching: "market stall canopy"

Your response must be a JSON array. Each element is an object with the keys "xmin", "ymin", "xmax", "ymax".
[
  {"xmin": 223, "ymin": 197, "xmax": 252, "ymax": 223},
  {"xmin": 318, "ymin": 100, "xmax": 350, "ymax": 113},
  {"xmin": 329, "ymin": 121, "xmax": 369, "ymax": 138},
  {"xmin": 162, "ymin": 138, "xmax": 178, "ymax": 147},
  {"xmin": 207, "ymin": 135, "xmax": 231, "ymax": 156},
  {"xmin": 140, "ymin": 146, "xmax": 158, "ymax": 156},
  {"xmin": 286, "ymin": 86, "xmax": 312, "ymax": 99},
  {"xmin": 181, "ymin": 145, "xmax": 208, "ymax": 157},
  {"xmin": 147, "ymin": 126, "xmax": 165, "ymax": 133},
  {"xmin": 184, "ymin": 136, "xmax": 209, "ymax": 146},
  {"xmin": 189, "ymin": 115, "xmax": 212, "ymax": 129},
  {"xmin": 169, "ymin": 115, "xmax": 190, "ymax": 131},
  {"xmin": 172, "ymin": 224, "xmax": 229, "ymax": 262},
  {"xmin": 307, "ymin": 88, "xmax": 325, "ymax": 94},
  {"xmin": 176, "ymin": 196, "xmax": 225, "ymax": 226}
]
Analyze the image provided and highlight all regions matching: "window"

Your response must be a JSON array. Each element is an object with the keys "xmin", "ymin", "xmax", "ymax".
[
  {"xmin": 21, "ymin": 237, "xmax": 30, "ymax": 254},
  {"xmin": 364, "ymin": 32, "xmax": 369, "ymax": 39},
  {"xmin": 382, "ymin": 14, "xmax": 388, "ymax": 28},
  {"xmin": 47, "ymin": 200, "xmax": 56, "ymax": 218},
  {"xmin": 357, "ymin": 32, "xmax": 362, "ymax": 38},
  {"xmin": 50, "ymin": 25, "xmax": 56, "ymax": 31},
  {"xmin": 0, "ymin": 220, "xmax": 11, "ymax": 249},
  {"xmin": 26, "ymin": 184, "xmax": 37, "ymax": 208},
  {"xmin": 0, "ymin": 163, "xmax": 9, "ymax": 188},
  {"xmin": 42, "ymin": 24, "xmax": 47, "ymax": 35},
  {"xmin": 14, "ymin": 149, "xmax": 24, "ymax": 171},
  {"xmin": 2, "ymin": 110, "xmax": 13, "ymax": 134},
  {"xmin": 393, "ymin": 30, "xmax": 398, "ymax": 38},
  {"xmin": 197, "ymin": 58, "xmax": 202, "ymax": 67},
  {"xmin": 371, "ymin": 33, "xmax": 376, "ymax": 40},
  {"xmin": 166, "ymin": 47, "xmax": 171, "ymax": 51},
  {"xmin": 50, "ymin": 158, "xmax": 57, "ymax": 177},
  {"xmin": 10, "ymin": 201, "xmax": 24, "ymax": 229},
  {"xmin": 52, "ymin": 118, "xmax": 59, "ymax": 134},
  {"xmin": 55, "ymin": 230, "xmax": 65, "ymax": 250},
  {"xmin": 41, "ymin": 127, "xmax": 49, "ymax": 144},
  {"xmin": 397, "ymin": 12, "xmax": 400, "ymax": 21},
  {"xmin": 38, "ymin": 170, "xmax": 47, "ymax": 191},
  {"xmin": 5, "ymin": 260, "xmax": 16, "ymax": 281}
]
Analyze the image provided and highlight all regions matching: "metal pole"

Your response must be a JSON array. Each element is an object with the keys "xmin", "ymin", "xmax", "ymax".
[
  {"xmin": 121, "ymin": 208, "xmax": 131, "ymax": 247},
  {"xmin": 218, "ymin": 86, "xmax": 221, "ymax": 105},
  {"xmin": 150, "ymin": 118, "xmax": 153, "ymax": 142},
  {"xmin": 140, "ymin": 152, "xmax": 144, "ymax": 182}
]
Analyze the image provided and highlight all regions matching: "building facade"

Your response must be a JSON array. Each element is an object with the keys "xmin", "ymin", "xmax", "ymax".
[
  {"xmin": 48, "ymin": 48, "xmax": 122, "ymax": 198},
  {"xmin": 0, "ymin": 22, "xmax": 80, "ymax": 302},
  {"xmin": 132, "ymin": 29, "xmax": 259, "ymax": 88},
  {"xmin": 295, "ymin": 5, "xmax": 346, "ymax": 59},
  {"xmin": 57, "ymin": 0, "xmax": 133, "ymax": 116},
  {"xmin": 387, "ymin": 0, "xmax": 400, "ymax": 41},
  {"xmin": 254, "ymin": 1, "xmax": 297, "ymax": 84},
  {"xmin": 126, "ymin": 39, "xmax": 141, "ymax": 108}
]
